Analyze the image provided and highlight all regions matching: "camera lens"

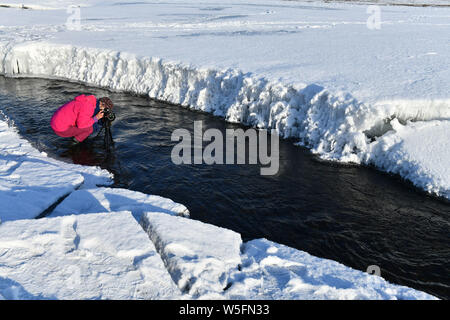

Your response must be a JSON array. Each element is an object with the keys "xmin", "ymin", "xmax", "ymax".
[{"xmin": 103, "ymin": 108, "xmax": 115, "ymax": 122}]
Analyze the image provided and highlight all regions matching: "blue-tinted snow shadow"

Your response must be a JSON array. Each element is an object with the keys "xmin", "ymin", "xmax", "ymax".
[
  {"xmin": 49, "ymin": 188, "xmax": 180, "ymax": 222},
  {"xmin": 0, "ymin": 277, "xmax": 57, "ymax": 300},
  {"xmin": 103, "ymin": 191, "xmax": 180, "ymax": 221}
]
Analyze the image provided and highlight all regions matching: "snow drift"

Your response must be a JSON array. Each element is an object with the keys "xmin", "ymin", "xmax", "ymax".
[{"xmin": 0, "ymin": 211, "xmax": 182, "ymax": 299}]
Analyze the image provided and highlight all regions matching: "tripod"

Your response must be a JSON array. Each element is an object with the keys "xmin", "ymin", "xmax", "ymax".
[{"xmin": 96, "ymin": 118, "xmax": 115, "ymax": 151}]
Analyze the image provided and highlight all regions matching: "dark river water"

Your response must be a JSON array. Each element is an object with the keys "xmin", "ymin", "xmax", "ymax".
[{"xmin": 0, "ymin": 76, "xmax": 449, "ymax": 299}]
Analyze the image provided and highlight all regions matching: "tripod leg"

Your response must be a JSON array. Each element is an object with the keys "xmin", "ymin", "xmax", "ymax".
[
  {"xmin": 104, "ymin": 128, "xmax": 110, "ymax": 150},
  {"xmin": 108, "ymin": 128, "xmax": 114, "ymax": 146}
]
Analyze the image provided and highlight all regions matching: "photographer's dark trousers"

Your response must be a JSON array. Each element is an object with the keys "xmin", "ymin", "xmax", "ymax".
[{"xmin": 53, "ymin": 125, "xmax": 93, "ymax": 142}]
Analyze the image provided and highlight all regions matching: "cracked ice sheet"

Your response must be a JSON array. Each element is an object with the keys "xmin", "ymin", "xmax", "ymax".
[
  {"xmin": 141, "ymin": 212, "xmax": 242, "ymax": 299},
  {"xmin": 0, "ymin": 119, "xmax": 112, "ymax": 222},
  {"xmin": 0, "ymin": 211, "xmax": 181, "ymax": 300},
  {"xmin": 49, "ymin": 187, "xmax": 190, "ymax": 221},
  {"xmin": 225, "ymin": 238, "xmax": 436, "ymax": 300}
]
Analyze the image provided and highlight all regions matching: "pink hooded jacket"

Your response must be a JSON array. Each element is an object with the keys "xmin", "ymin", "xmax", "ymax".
[{"xmin": 51, "ymin": 95, "xmax": 97, "ymax": 132}]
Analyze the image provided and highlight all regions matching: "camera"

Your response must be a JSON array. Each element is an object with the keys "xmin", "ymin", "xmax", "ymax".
[{"xmin": 102, "ymin": 107, "xmax": 116, "ymax": 122}]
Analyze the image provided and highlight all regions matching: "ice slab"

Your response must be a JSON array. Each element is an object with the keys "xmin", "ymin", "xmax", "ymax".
[
  {"xmin": 141, "ymin": 211, "xmax": 242, "ymax": 298},
  {"xmin": 370, "ymin": 119, "xmax": 450, "ymax": 199},
  {"xmin": 0, "ymin": 120, "xmax": 106, "ymax": 222},
  {"xmin": 50, "ymin": 187, "xmax": 190, "ymax": 220},
  {"xmin": 0, "ymin": 211, "xmax": 181, "ymax": 299},
  {"xmin": 0, "ymin": 159, "xmax": 83, "ymax": 221},
  {"xmin": 225, "ymin": 238, "xmax": 437, "ymax": 300}
]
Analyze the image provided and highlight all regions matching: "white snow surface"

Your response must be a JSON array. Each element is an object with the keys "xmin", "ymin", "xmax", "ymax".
[
  {"xmin": 0, "ymin": 0, "xmax": 448, "ymax": 199},
  {"xmin": 0, "ymin": 0, "xmax": 445, "ymax": 300},
  {"xmin": 0, "ymin": 211, "xmax": 181, "ymax": 299},
  {"xmin": 225, "ymin": 238, "xmax": 437, "ymax": 300},
  {"xmin": 317, "ymin": 0, "xmax": 450, "ymax": 6},
  {"xmin": 369, "ymin": 119, "xmax": 450, "ymax": 198},
  {"xmin": 0, "ymin": 119, "xmax": 112, "ymax": 222},
  {"xmin": 141, "ymin": 211, "xmax": 242, "ymax": 299},
  {"xmin": 50, "ymin": 187, "xmax": 190, "ymax": 220}
]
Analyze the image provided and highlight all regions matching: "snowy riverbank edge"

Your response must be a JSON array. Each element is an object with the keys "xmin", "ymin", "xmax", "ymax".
[
  {"xmin": 0, "ymin": 117, "xmax": 437, "ymax": 299},
  {"xmin": 0, "ymin": 41, "xmax": 448, "ymax": 200}
]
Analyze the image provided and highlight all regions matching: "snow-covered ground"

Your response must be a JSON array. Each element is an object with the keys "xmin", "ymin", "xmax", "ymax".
[
  {"xmin": 0, "ymin": 0, "xmax": 448, "ymax": 199},
  {"xmin": 0, "ymin": 118, "xmax": 111, "ymax": 222},
  {"xmin": 0, "ymin": 118, "xmax": 437, "ymax": 299},
  {"xmin": 0, "ymin": 211, "xmax": 182, "ymax": 299},
  {"xmin": 0, "ymin": 0, "xmax": 447, "ymax": 300},
  {"xmin": 318, "ymin": 1, "xmax": 450, "ymax": 6},
  {"xmin": 49, "ymin": 187, "xmax": 190, "ymax": 220},
  {"xmin": 141, "ymin": 211, "xmax": 242, "ymax": 298},
  {"xmin": 225, "ymin": 238, "xmax": 435, "ymax": 300}
]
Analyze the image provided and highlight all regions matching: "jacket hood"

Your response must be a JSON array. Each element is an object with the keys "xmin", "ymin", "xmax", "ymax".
[{"xmin": 75, "ymin": 94, "xmax": 97, "ymax": 104}]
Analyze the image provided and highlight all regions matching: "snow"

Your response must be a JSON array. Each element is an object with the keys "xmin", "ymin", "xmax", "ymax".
[
  {"xmin": 0, "ymin": 0, "xmax": 448, "ymax": 199},
  {"xmin": 141, "ymin": 211, "xmax": 242, "ymax": 299},
  {"xmin": 0, "ymin": 211, "xmax": 181, "ymax": 299},
  {"xmin": 50, "ymin": 187, "xmax": 190, "ymax": 220},
  {"xmin": 0, "ymin": 119, "xmax": 112, "ymax": 222},
  {"xmin": 0, "ymin": 0, "xmax": 446, "ymax": 300},
  {"xmin": 368, "ymin": 119, "xmax": 450, "ymax": 198},
  {"xmin": 138, "ymin": 213, "xmax": 435, "ymax": 300},
  {"xmin": 225, "ymin": 238, "xmax": 437, "ymax": 300},
  {"xmin": 325, "ymin": 1, "xmax": 450, "ymax": 6}
]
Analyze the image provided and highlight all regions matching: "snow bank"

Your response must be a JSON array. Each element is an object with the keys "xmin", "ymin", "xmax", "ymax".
[
  {"xmin": 0, "ymin": 119, "xmax": 112, "ymax": 222},
  {"xmin": 0, "ymin": 0, "xmax": 95, "ymax": 10},
  {"xmin": 330, "ymin": 1, "xmax": 450, "ymax": 6},
  {"xmin": 225, "ymin": 238, "xmax": 437, "ymax": 300},
  {"xmin": 368, "ymin": 119, "xmax": 450, "ymax": 198},
  {"xmin": 141, "ymin": 211, "xmax": 242, "ymax": 299},
  {"xmin": 0, "ymin": 211, "xmax": 181, "ymax": 299},
  {"xmin": 1, "ymin": 40, "xmax": 448, "ymax": 199},
  {"xmin": 50, "ymin": 187, "xmax": 190, "ymax": 220},
  {"xmin": 326, "ymin": 0, "xmax": 450, "ymax": 6}
]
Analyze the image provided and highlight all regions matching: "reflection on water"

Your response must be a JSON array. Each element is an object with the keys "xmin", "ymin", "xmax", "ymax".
[{"xmin": 0, "ymin": 76, "xmax": 449, "ymax": 299}]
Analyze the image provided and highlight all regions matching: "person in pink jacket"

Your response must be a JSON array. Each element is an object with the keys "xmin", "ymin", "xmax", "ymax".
[{"xmin": 51, "ymin": 95, "xmax": 113, "ymax": 143}]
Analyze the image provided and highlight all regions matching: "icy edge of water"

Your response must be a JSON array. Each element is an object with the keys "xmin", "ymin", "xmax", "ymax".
[{"xmin": 0, "ymin": 41, "xmax": 448, "ymax": 200}]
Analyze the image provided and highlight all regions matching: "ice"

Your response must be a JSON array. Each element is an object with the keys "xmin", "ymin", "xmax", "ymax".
[
  {"xmin": 0, "ymin": 211, "xmax": 181, "ymax": 299},
  {"xmin": 369, "ymin": 119, "xmax": 450, "ymax": 199},
  {"xmin": 0, "ymin": 119, "xmax": 112, "ymax": 222},
  {"xmin": 0, "ymin": 160, "xmax": 83, "ymax": 221},
  {"xmin": 0, "ymin": 0, "xmax": 446, "ymax": 300},
  {"xmin": 328, "ymin": 1, "xmax": 450, "ymax": 5},
  {"xmin": 0, "ymin": 0, "xmax": 448, "ymax": 199},
  {"xmin": 225, "ymin": 238, "xmax": 437, "ymax": 300},
  {"xmin": 141, "ymin": 211, "xmax": 242, "ymax": 298},
  {"xmin": 50, "ymin": 187, "xmax": 190, "ymax": 220},
  {"xmin": 2, "ymin": 0, "xmax": 450, "ymax": 9}
]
